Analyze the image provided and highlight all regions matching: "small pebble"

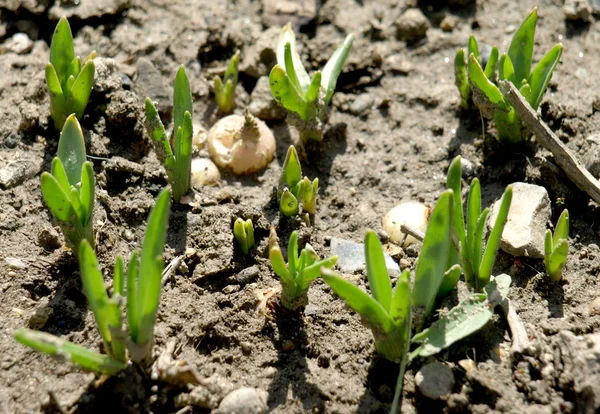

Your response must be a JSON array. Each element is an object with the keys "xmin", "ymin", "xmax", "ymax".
[
  {"xmin": 240, "ymin": 342, "xmax": 252, "ymax": 355},
  {"xmin": 215, "ymin": 387, "xmax": 268, "ymax": 414},
  {"xmin": 415, "ymin": 362, "xmax": 455, "ymax": 400},
  {"xmin": 5, "ymin": 257, "xmax": 27, "ymax": 270},
  {"xmin": 440, "ymin": 15, "xmax": 457, "ymax": 32},
  {"xmin": 580, "ymin": 249, "xmax": 588, "ymax": 259},
  {"xmin": 282, "ymin": 340, "xmax": 295, "ymax": 352}
]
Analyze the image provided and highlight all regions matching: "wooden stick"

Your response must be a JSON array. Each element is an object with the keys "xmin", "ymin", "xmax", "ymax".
[
  {"xmin": 499, "ymin": 80, "xmax": 600, "ymax": 204},
  {"xmin": 499, "ymin": 298, "xmax": 530, "ymax": 357}
]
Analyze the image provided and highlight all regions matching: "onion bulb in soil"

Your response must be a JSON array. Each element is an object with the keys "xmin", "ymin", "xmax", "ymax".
[
  {"xmin": 191, "ymin": 157, "xmax": 220, "ymax": 188},
  {"xmin": 207, "ymin": 110, "xmax": 275, "ymax": 175},
  {"xmin": 382, "ymin": 201, "xmax": 430, "ymax": 246}
]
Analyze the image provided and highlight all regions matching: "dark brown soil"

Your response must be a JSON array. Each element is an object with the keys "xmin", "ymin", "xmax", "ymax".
[{"xmin": 2, "ymin": 0, "xmax": 600, "ymax": 412}]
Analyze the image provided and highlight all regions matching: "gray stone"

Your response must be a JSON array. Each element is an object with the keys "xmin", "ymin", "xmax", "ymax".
[
  {"xmin": 231, "ymin": 265, "xmax": 260, "ymax": 284},
  {"xmin": 564, "ymin": 0, "xmax": 592, "ymax": 22},
  {"xmin": 5, "ymin": 257, "xmax": 27, "ymax": 270},
  {"xmin": 488, "ymin": 182, "xmax": 550, "ymax": 258},
  {"xmin": 0, "ymin": 159, "xmax": 43, "ymax": 189},
  {"xmin": 94, "ymin": 57, "xmax": 123, "ymax": 94},
  {"xmin": 395, "ymin": 8, "xmax": 429, "ymax": 42},
  {"xmin": 330, "ymin": 237, "xmax": 400, "ymax": 276},
  {"xmin": 415, "ymin": 362, "xmax": 455, "ymax": 400},
  {"xmin": 249, "ymin": 76, "xmax": 286, "ymax": 120},
  {"xmin": 135, "ymin": 58, "xmax": 172, "ymax": 115},
  {"xmin": 1, "ymin": 33, "xmax": 33, "ymax": 54},
  {"xmin": 216, "ymin": 387, "xmax": 268, "ymax": 414},
  {"xmin": 349, "ymin": 94, "xmax": 374, "ymax": 116}
]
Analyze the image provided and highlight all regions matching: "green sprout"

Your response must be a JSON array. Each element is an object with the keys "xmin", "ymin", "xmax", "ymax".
[
  {"xmin": 545, "ymin": 209, "xmax": 569, "ymax": 281},
  {"xmin": 269, "ymin": 228, "xmax": 337, "ymax": 310},
  {"xmin": 233, "ymin": 218, "xmax": 255, "ymax": 255},
  {"xmin": 320, "ymin": 191, "xmax": 512, "ymax": 411},
  {"xmin": 145, "ymin": 66, "xmax": 193, "ymax": 202},
  {"xmin": 14, "ymin": 188, "xmax": 171, "ymax": 373},
  {"xmin": 41, "ymin": 114, "xmax": 95, "ymax": 253},
  {"xmin": 454, "ymin": 35, "xmax": 499, "ymax": 109},
  {"xmin": 467, "ymin": 8, "xmax": 563, "ymax": 143},
  {"xmin": 269, "ymin": 23, "xmax": 353, "ymax": 142},
  {"xmin": 46, "ymin": 16, "xmax": 96, "ymax": 131},
  {"xmin": 214, "ymin": 51, "xmax": 240, "ymax": 114},
  {"xmin": 278, "ymin": 145, "xmax": 319, "ymax": 217},
  {"xmin": 447, "ymin": 156, "xmax": 513, "ymax": 292}
]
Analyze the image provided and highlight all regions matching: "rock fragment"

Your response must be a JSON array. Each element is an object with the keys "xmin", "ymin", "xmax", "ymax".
[
  {"xmin": 395, "ymin": 8, "xmax": 429, "ymax": 42},
  {"xmin": 415, "ymin": 362, "xmax": 455, "ymax": 400},
  {"xmin": 330, "ymin": 237, "xmax": 400, "ymax": 277},
  {"xmin": 488, "ymin": 182, "xmax": 550, "ymax": 258},
  {"xmin": 134, "ymin": 58, "xmax": 172, "ymax": 115},
  {"xmin": 215, "ymin": 387, "xmax": 268, "ymax": 414},
  {"xmin": 94, "ymin": 57, "xmax": 123, "ymax": 94},
  {"xmin": 1, "ymin": 33, "xmax": 33, "ymax": 54}
]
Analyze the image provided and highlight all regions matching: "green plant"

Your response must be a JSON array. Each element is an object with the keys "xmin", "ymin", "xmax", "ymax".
[
  {"xmin": 234, "ymin": 218, "xmax": 255, "ymax": 255},
  {"xmin": 15, "ymin": 188, "xmax": 172, "ymax": 373},
  {"xmin": 467, "ymin": 8, "xmax": 563, "ymax": 143},
  {"xmin": 321, "ymin": 191, "xmax": 512, "ymax": 411},
  {"xmin": 278, "ymin": 145, "xmax": 319, "ymax": 217},
  {"xmin": 545, "ymin": 209, "xmax": 569, "ymax": 281},
  {"xmin": 269, "ymin": 24, "xmax": 353, "ymax": 142},
  {"xmin": 214, "ymin": 51, "xmax": 240, "ymax": 114},
  {"xmin": 269, "ymin": 228, "xmax": 337, "ymax": 310},
  {"xmin": 455, "ymin": 36, "xmax": 499, "ymax": 109},
  {"xmin": 447, "ymin": 156, "xmax": 513, "ymax": 292},
  {"xmin": 145, "ymin": 66, "xmax": 193, "ymax": 202},
  {"xmin": 46, "ymin": 16, "xmax": 96, "ymax": 131},
  {"xmin": 41, "ymin": 114, "xmax": 95, "ymax": 253}
]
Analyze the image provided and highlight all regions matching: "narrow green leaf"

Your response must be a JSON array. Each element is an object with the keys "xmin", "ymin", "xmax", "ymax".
[
  {"xmin": 528, "ymin": 43, "xmax": 563, "ymax": 110},
  {"xmin": 234, "ymin": 218, "xmax": 249, "ymax": 254},
  {"xmin": 51, "ymin": 158, "xmax": 70, "ymax": 195},
  {"xmin": 136, "ymin": 188, "xmax": 171, "ymax": 346},
  {"xmin": 172, "ymin": 111, "xmax": 193, "ymax": 201},
  {"xmin": 126, "ymin": 251, "xmax": 140, "ymax": 342},
  {"xmin": 508, "ymin": 8, "xmax": 537, "ymax": 83},
  {"xmin": 64, "ymin": 75, "xmax": 75, "ymax": 99},
  {"xmin": 278, "ymin": 146, "xmax": 302, "ymax": 199},
  {"xmin": 390, "ymin": 270, "xmax": 411, "ymax": 326},
  {"xmin": 79, "ymin": 162, "xmax": 95, "ymax": 226},
  {"xmin": 288, "ymin": 231, "xmax": 299, "ymax": 279},
  {"xmin": 519, "ymin": 83, "xmax": 532, "ymax": 104},
  {"xmin": 553, "ymin": 209, "xmax": 569, "ymax": 245},
  {"xmin": 478, "ymin": 185, "xmax": 512, "ymax": 290},
  {"xmin": 302, "ymin": 177, "xmax": 318, "ymax": 215},
  {"xmin": 365, "ymin": 230, "xmax": 392, "ymax": 312},
  {"xmin": 68, "ymin": 187, "xmax": 84, "ymax": 226},
  {"xmin": 14, "ymin": 329, "xmax": 126, "ymax": 376},
  {"xmin": 41, "ymin": 172, "xmax": 76, "ymax": 222},
  {"xmin": 305, "ymin": 71, "xmax": 322, "ymax": 103},
  {"xmin": 499, "ymin": 53, "xmax": 516, "ymax": 84},
  {"xmin": 412, "ymin": 190, "xmax": 453, "ymax": 324},
  {"xmin": 447, "ymin": 156, "xmax": 466, "ymax": 247},
  {"xmin": 468, "ymin": 54, "xmax": 507, "ymax": 110},
  {"xmin": 454, "ymin": 49, "xmax": 470, "ymax": 108},
  {"xmin": 544, "ymin": 229, "xmax": 553, "ymax": 259},
  {"xmin": 284, "ymin": 42, "xmax": 303, "ymax": 95},
  {"xmin": 114, "ymin": 256, "xmax": 124, "ymax": 297},
  {"xmin": 49, "ymin": 17, "xmax": 75, "ymax": 87},
  {"xmin": 299, "ymin": 255, "xmax": 338, "ymax": 289},
  {"xmin": 321, "ymin": 33, "xmax": 354, "ymax": 105},
  {"xmin": 144, "ymin": 98, "xmax": 175, "ymax": 167},
  {"xmin": 484, "ymin": 46, "xmax": 499, "ymax": 79},
  {"xmin": 214, "ymin": 76, "xmax": 225, "ymax": 108},
  {"xmin": 224, "ymin": 51, "xmax": 240, "ymax": 84},
  {"xmin": 45, "ymin": 63, "xmax": 64, "ymax": 98},
  {"xmin": 472, "ymin": 208, "xmax": 489, "ymax": 275},
  {"xmin": 276, "ymin": 24, "xmax": 311, "ymax": 92},
  {"xmin": 436, "ymin": 264, "xmax": 462, "ymax": 299},
  {"xmin": 66, "ymin": 60, "xmax": 95, "ymax": 120},
  {"xmin": 321, "ymin": 268, "xmax": 394, "ymax": 333},
  {"xmin": 244, "ymin": 220, "xmax": 254, "ymax": 250},
  {"xmin": 46, "ymin": 63, "xmax": 66, "ymax": 130},
  {"xmin": 66, "ymin": 57, "xmax": 81, "ymax": 85},
  {"xmin": 270, "ymin": 245, "xmax": 293, "ymax": 286},
  {"xmin": 173, "ymin": 65, "xmax": 193, "ymax": 133},
  {"xmin": 467, "ymin": 35, "xmax": 479, "ymax": 62},
  {"xmin": 57, "ymin": 114, "xmax": 86, "ymax": 187},
  {"xmin": 466, "ymin": 178, "xmax": 481, "ymax": 266},
  {"xmin": 547, "ymin": 239, "xmax": 568, "ymax": 281},
  {"xmin": 269, "ymin": 65, "xmax": 308, "ymax": 120}
]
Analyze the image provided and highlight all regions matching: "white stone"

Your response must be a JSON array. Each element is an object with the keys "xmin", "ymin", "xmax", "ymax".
[
  {"xmin": 415, "ymin": 362, "xmax": 455, "ymax": 400},
  {"xmin": 488, "ymin": 182, "xmax": 550, "ymax": 258},
  {"xmin": 216, "ymin": 387, "xmax": 268, "ymax": 414}
]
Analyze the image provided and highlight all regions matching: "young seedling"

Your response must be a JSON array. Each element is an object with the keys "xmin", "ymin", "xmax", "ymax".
[
  {"xmin": 46, "ymin": 16, "xmax": 96, "ymax": 131},
  {"xmin": 234, "ymin": 218, "xmax": 255, "ymax": 255},
  {"xmin": 214, "ymin": 51, "xmax": 240, "ymax": 114},
  {"xmin": 41, "ymin": 114, "xmax": 95, "ymax": 253},
  {"xmin": 278, "ymin": 145, "xmax": 319, "ymax": 217},
  {"xmin": 455, "ymin": 35, "xmax": 499, "ymax": 109},
  {"xmin": 467, "ymin": 8, "xmax": 563, "ymax": 143},
  {"xmin": 14, "ymin": 188, "xmax": 172, "ymax": 373},
  {"xmin": 447, "ymin": 156, "xmax": 513, "ymax": 292},
  {"xmin": 545, "ymin": 209, "xmax": 569, "ymax": 281},
  {"xmin": 269, "ymin": 24, "xmax": 353, "ymax": 142},
  {"xmin": 269, "ymin": 228, "xmax": 337, "ymax": 310},
  {"xmin": 145, "ymin": 66, "xmax": 193, "ymax": 202}
]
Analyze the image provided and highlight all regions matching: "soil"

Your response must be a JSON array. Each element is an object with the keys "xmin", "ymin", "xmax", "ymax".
[{"xmin": 2, "ymin": 0, "xmax": 600, "ymax": 413}]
